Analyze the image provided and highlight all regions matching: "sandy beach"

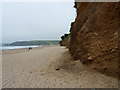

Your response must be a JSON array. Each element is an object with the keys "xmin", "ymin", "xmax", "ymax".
[{"xmin": 2, "ymin": 46, "xmax": 118, "ymax": 88}]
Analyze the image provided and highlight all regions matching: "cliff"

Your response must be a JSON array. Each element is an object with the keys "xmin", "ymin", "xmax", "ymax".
[
  {"xmin": 59, "ymin": 34, "xmax": 70, "ymax": 48},
  {"xmin": 61, "ymin": 2, "xmax": 119, "ymax": 78}
]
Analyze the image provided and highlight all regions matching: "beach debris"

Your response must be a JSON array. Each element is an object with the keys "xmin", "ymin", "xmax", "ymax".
[
  {"xmin": 76, "ymin": 77, "xmax": 79, "ymax": 79},
  {"xmin": 55, "ymin": 68, "xmax": 60, "ymax": 70}
]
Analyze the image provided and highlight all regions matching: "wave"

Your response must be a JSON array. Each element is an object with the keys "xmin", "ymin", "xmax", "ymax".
[{"xmin": 0, "ymin": 45, "xmax": 42, "ymax": 50}]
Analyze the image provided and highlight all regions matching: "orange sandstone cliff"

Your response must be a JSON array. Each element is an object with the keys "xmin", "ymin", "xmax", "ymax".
[{"xmin": 61, "ymin": 2, "xmax": 119, "ymax": 78}]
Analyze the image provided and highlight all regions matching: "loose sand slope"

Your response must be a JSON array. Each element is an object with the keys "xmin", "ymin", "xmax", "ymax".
[{"xmin": 2, "ymin": 46, "xmax": 118, "ymax": 88}]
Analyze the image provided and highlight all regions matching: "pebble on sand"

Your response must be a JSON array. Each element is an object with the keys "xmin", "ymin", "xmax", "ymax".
[{"xmin": 55, "ymin": 68, "xmax": 60, "ymax": 70}]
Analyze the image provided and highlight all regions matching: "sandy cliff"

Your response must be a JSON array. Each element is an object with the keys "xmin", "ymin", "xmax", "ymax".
[{"xmin": 61, "ymin": 2, "xmax": 119, "ymax": 78}]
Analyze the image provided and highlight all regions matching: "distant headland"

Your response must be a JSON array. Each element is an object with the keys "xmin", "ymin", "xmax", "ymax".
[{"xmin": 3, "ymin": 40, "xmax": 60, "ymax": 46}]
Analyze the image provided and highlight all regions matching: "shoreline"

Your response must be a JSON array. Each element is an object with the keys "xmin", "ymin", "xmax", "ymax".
[
  {"xmin": 1, "ymin": 45, "xmax": 59, "ymax": 51},
  {"xmin": 2, "ymin": 45, "xmax": 59, "ymax": 55}
]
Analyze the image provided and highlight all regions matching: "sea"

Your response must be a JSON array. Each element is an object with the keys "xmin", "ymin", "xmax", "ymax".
[{"xmin": 0, "ymin": 45, "xmax": 42, "ymax": 50}]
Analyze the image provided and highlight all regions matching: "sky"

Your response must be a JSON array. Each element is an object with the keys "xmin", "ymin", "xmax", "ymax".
[{"xmin": 2, "ymin": 2, "xmax": 76, "ymax": 43}]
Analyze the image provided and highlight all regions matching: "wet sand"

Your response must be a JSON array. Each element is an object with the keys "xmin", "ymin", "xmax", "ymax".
[{"xmin": 2, "ymin": 46, "xmax": 118, "ymax": 88}]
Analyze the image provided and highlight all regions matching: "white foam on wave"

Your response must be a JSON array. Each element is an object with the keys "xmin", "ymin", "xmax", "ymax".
[{"xmin": 0, "ymin": 45, "xmax": 42, "ymax": 50}]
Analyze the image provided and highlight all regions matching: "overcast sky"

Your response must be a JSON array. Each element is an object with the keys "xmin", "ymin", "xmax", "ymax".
[{"xmin": 2, "ymin": 2, "xmax": 75, "ymax": 43}]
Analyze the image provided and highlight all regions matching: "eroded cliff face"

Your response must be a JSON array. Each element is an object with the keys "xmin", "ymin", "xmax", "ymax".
[
  {"xmin": 62, "ymin": 2, "xmax": 119, "ymax": 78},
  {"xmin": 59, "ymin": 34, "xmax": 70, "ymax": 48},
  {"xmin": 59, "ymin": 38, "xmax": 70, "ymax": 48}
]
